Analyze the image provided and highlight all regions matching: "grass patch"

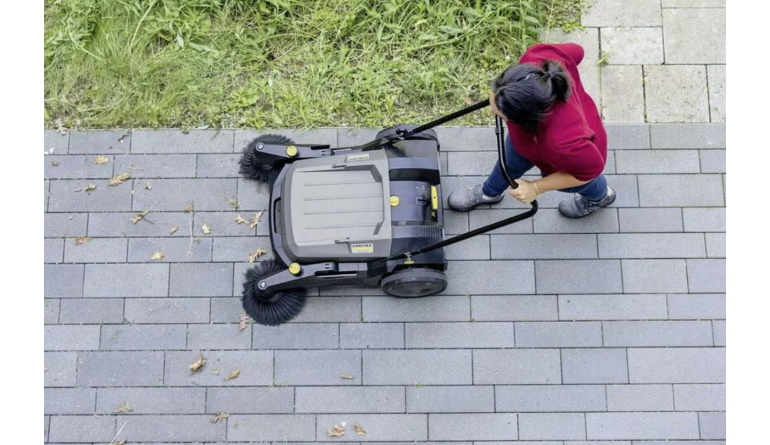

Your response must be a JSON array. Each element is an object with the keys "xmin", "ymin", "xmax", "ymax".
[{"xmin": 45, "ymin": 0, "xmax": 580, "ymax": 129}]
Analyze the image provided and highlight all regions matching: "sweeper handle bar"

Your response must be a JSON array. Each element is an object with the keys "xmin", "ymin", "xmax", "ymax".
[{"xmin": 384, "ymin": 113, "xmax": 538, "ymax": 262}]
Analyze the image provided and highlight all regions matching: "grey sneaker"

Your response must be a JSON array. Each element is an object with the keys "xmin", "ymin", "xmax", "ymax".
[
  {"xmin": 448, "ymin": 183, "xmax": 505, "ymax": 212},
  {"xmin": 559, "ymin": 186, "xmax": 617, "ymax": 218}
]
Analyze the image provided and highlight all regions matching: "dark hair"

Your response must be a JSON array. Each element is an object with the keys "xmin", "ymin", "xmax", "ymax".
[{"xmin": 491, "ymin": 59, "xmax": 571, "ymax": 134}]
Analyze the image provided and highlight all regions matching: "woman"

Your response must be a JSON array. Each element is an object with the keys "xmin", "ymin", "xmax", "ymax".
[{"xmin": 447, "ymin": 42, "xmax": 615, "ymax": 218}]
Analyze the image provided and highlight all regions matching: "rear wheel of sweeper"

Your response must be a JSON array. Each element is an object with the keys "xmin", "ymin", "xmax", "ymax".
[
  {"xmin": 238, "ymin": 134, "xmax": 295, "ymax": 184},
  {"xmin": 380, "ymin": 268, "xmax": 448, "ymax": 298},
  {"xmin": 376, "ymin": 124, "xmax": 438, "ymax": 141},
  {"xmin": 242, "ymin": 260, "xmax": 307, "ymax": 326}
]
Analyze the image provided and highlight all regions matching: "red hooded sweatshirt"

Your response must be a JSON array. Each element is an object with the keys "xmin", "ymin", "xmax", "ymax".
[{"xmin": 506, "ymin": 43, "xmax": 607, "ymax": 181}]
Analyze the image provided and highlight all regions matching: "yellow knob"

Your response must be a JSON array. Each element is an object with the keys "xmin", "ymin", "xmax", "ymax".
[
  {"xmin": 390, "ymin": 195, "xmax": 400, "ymax": 207},
  {"xmin": 286, "ymin": 145, "xmax": 298, "ymax": 157},
  {"xmin": 403, "ymin": 259, "xmax": 415, "ymax": 265},
  {"xmin": 288, "ymin": 262, "xmax": 301, "ymax": 275}
]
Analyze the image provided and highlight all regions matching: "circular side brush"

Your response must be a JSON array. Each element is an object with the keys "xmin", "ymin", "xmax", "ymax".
[
  {"xmin": 242, "ymin": 260, "xmax": 308, "ymax": 326},
  {"xmin": 238, "ymin": 134, "xmax": 295, "ymax": 184}
]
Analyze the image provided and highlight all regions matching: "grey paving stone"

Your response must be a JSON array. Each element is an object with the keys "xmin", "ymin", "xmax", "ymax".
[
  {"xmin": 114, "ymin": 154, "xmax": 197, "ymax": 178},
  {"xmin": 60, "ymin": 299, "xmax": 124, "ymax": 324},
  {"xmin": 44, "ymin": 238, "xmax": 64, "ymax": 263},
  {"xmin": 618, "ymin": 208, "xmax": 683, "ymax": 233},
  {"xmin": 605, "ymin": 124, "xmax": 651, "ymax": 149},
  {"xmin": 434, "ymin": 126, "xmax": 497, "ymax": 151},
  {"xmin": 406, "ymin": 322, "xmax": 514, "ymax": 348},
  {"xmin": 44, "ymin": 299, "xmax": 60, "ymax": 324},
  {"xmin": 520, "ymin": 413, "xmax": 585, "ymax": 440},
  {"xmin": 340, "ymin": 322, "xmax": 404, "ymax": 349},
  {"xmin": 48, "ymin": 415, "xmax": 115, "ymax": 442},
  {"xmin": 683, "ymin": 208, "xmax": 725, "ymax": 232},
  {"xmin": 128, "ymin": 237, "xmax": 213, "ymax": 262},
  {"xmin": 492, "ymin": 234, "xmax": 597, "ymax": 260},
  {"xmin": 562, "ymin": 348, "xmax": 629, "ymax": 384},
  {"xmin": 165, "ymin": 350, "xmax": 273, "ymax": 386},
  {"xmin": 206, "ymin": 386, "xmax": 294, "ymax": 413},
  {"xmin": 616, "ymin": 150, "xmax": 700, "ymax": 174},
  {"xmin": 364, "ymin": 350, "xmax": 471, "ymax": 385},
  {"xmin": 44, "ymin": 325, "xmax": 100, "ymax": 351},
  {"xmin": 234, "ymin": 128, "xmax": 337, "ymax": 153},
  {"xmin": 227, "ymin": 414, "xmax": 316, "ymax": 442},
  {"xmin": 601, "ymin": 28, "xmax": 664, "ymax": 65},
  {"xmin": 444, "ymin": 209, "xmax": 469, "ymax": 234},
  {"xmin": 447, "ymin": 151, "xmax": 499, "ymax": 175},
  {"xmin": 195, "ymin": 153, "xmax": 241, "ymax": 178},
  {"xmin": 43, "ymin": 415, "xmax": 49, "ymax": 442},
  {"xmin": 628, "ymin": 348, "xmax": 725, "ymax": 383},
  {"xmin": 622, "ymin": 260, "xmax": 688, "ymax": 293},
  {"xmin": 663, "ymin": 0, "xmax": 725, "ymax": 5},
  {"xmin": 496, "ymin": 385, "xmax": 606, "ymax": 412},
  {"xmin": 64, "ymin": 237, "xmax": 128, "ymax": 263},
  {"xmin": 644, "ymin": 65, "xmax": 709, "ymax": 123},
  {"xmin": 586, "ymin": 412, "xmax": 699, "ymax": 440},
  {"xmin": 101, "ymin": 324, "xmax": 187, "ymax": 350},
  {"xmin": 687, "ymin": 259, "xmax": 726, "ymax": 292},
  {"xmin": 296, "ymin": 386, "xmax": 405, "ymax": 413},
  {"xmin": 408, "ymin": 385, "xmax": 494, "ymax": 413},
  {"xmin": 362, "ymin": 295, "xmax": 470, "ymax": 322},
  {"xmin": 131, "ymin": 129, "xmax": 234, "ymax": 153},
  {"xmin": 674, "ymin": 384, "xmax": 726, "ymax": 411},
  {"xmin": 290, "ymin": 296, "xmax": 362, "ymax": 323},
  {"xmin": 88, "ymin": 211, "xmax": 191, "ymax": 237},
  {"xmin": 559, "ymin": 294, "xmax": 668, "ymax": 320},
  {"xmin": 253, "ymin": 323, "xmax": 338, "ymax": 349},
  {"xmin": 429, "ymin": 413, "xmax": 516, "ymax": 441},
  {"xmin": 446, "ymin": 234, "xmax": 490, "ymax": 260},
  {"xmin": 132, "ymin": 178, "xmax": 237, "ymax": 211},
  {"xmin": 84, "ymin": 264, "xmax": 169, "ymax": 297},
  {"xmin": 668, "ymin": 293, "xmax": 725, "ymax": 319},
  {"xmin": 582, "ymin": 0, "xmax": 662, "ymax": 26},
  {"xmin": 708, "ymin": 65, "xmax": 726, "ymax": 122},
  {"xmin": 96, "ymin": 387, "xmax": 206, "ymax": 414},
  {"xmin": 472, "ymin": 295, "xmax": 558, "ymax": 321},
  {"xmin": 170, "ymin": 263, "xmax": 232, "ymax": 296},
  {"xmin": 663, "ymin": 8, "xmax": 725, "ymax": 64},
  {"xmin": 713, "ymin": 319, "xmax": 726, "ymax": 346},
  {"xmin": 638, "ymin": 174, "xmax": 724, "ymax": 207},
  {"xmin": 533, "ymin": 208, "xmax": 618, "ymax": 234},
  {"xmin": 706, "ymin": 233, "xmax": 725, "ymax": 258},
  {"xmin": 320, "ymin": 414, "xmax": 427, "ymax": 441},
  {"xmin": 469, "ymin": 209, "xmax": 534, "ymax": 234},
  {"xmin": 45, "ymin": 264, "xmax": 84, "ymax": 298},
  {"xmin": 275, "ymin": 350, "xmax": 361, "ymax": 386},
  {"xmin": 114, "ymin": 414, "xmax": 225, "ymax": 442},
  {"xmin": 77, "ymin": 351, "xmax": 164, "ymax": 386},
  {"xmin": 44, "ymin": 154, "xmax": 115, "ymax": 179},
  {"xmin": 45, "ymin": 130, "xmax": 70, "ymax": 154},
  {"xmin": 700, "ymin": 150, "xmax": 726, "ymax": 173},
  {"xmin": 44, "ymin": 352, "xmax": 77, "ymax": 387},
  {"xmin": 124, "ymin": 297, "xmax": 209, "ymax": 323},
  {"xmin": 236, "ymin": 177, "xmax": 271, "ymax": 211},
  {"xmin": 337, "ymin": 127, "xmax": 381, "ymax": 146},
  {"xmin": 212, "ymin": 236, "xmax": 273, "ymax": 262},
  {"xmin": 187, "ymin": 323, "xmax": 251, "ymax": 349},
  {"xmin": 45, "ymin": 213, "xmax": 88, "ymax": 237},
  {"xmin": 515, "ymin": 322, "xmax": 602, "ymax": 348},
  {"xmin": 69, "ymin": 130, "xmax": 130, "ymax": 154},
  {"xmin": 48, "ymin": 179, "xmax": 133, "ymax": 212},
  {"xmin": 600, "ymin": 66, "xmax": 645, "ymax": 123},
  {"xmin": 606, "ymin": 384, "xmax": 674, "ymax": 411},
  {"xmin": 210, "ymin": 297, "xmax": 245, "ymax": 323},
  {"xmin": 473, "ymin": 349, "xmax": 561, "ymax": 384},
  {"xmin": 44, "ymin": 179, "xmax": 49, "ymax": 212},
  {"xmin": 699, "ymin": 412, "xmax": 726, "ymax": 440},
  {"xmin": 44, "ymin": 388, "xmax": 96, "ymax": 414},
  {"xmin": 446, "ymin": 261, "xmax": 535, "ymax": 294},
  {"xmin": 650, "ymin": 123, "xmax": 726, "ymax": 148},
  {"xmin": 536, "ymin": 260, "xmax": 623, "ymax": 294},
  {"xmin": 543, "ymin": 28, "xmax": 601, "ymax": 100}
]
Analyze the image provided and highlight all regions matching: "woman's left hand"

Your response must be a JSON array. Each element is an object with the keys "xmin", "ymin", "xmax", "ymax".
[{"xmin": 509, "ymin": 179, "xmax": 539, "ymax": 204}]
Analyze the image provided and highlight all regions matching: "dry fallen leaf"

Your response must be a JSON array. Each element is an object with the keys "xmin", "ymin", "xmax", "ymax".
[
  {"xmin": 189, "ymin": 354, "xmax": 206, "ymax": 373},
  {"xmin": 462, "ymin": 96, "xmax": 474, "ymax": 106},
  {"xmin": 169, "ymin": 224, "xmax": 179, "ymax": 235},
  {"xmin": 144, "ymin": 182, "xmax": 152, "ymax": 190},
  {"xmin": 150, "ymin": 252, "xmax": 165, "ymax": 261},
  {"xmin": 225, "ymin": 369, "xmax": 240, "ymax": 381},
  {"xmin": 50, "ymin": 160, "xmax": 60, "ymax": 167},
  {"xmin": 54, "ymin": 118, "xmax": 68, "ymax": 135},
  {"xmin": 184, "ymin": 202, "xmax": 194, "ymax": 213},
  {"xmin": 327, "ymin": 424, "xmax": 345, "ymax": 438},
  {"xmin": 201, "ymin": 223, "xmax": 211, "ymax": 234},
  {"xmin": 110, "ymin": 172, "xmax": 131, "ymax": 186},
  {"xmin": 235, "ymin": 214, "xmax": 248, "ymax": 225},
  {"xmin": 228, "ymin": 198, "xmax": 239, "ymax": 210},
  {"xmin": 212, "ymin": 369, "xmax": 220, "ymax": 376},
  {"xmin": 210, "ymin": 412, "xmax": 229, "ymax": 423},
  {"xmin": 74, "ymin": 236, "xmax": 91, "ymax": 245},
  {"xmin": 131, "ymin": 210, "xmax": 149, "ymax": 224},
  {"xmin": 113, "ymin": 400, "xmax": 133, "ymax": 414},
  {"xmin": 354, "ymin": 423, "xmax": 366, "ymax": 436},
  {"xmin": 84, "ymin": 184, "xmax": 97, "ymax": 192},
  {"xmin": 250, "ymin": 211, "xmax": 264, "ymax": 229},
  {"xmin": 93, "ymin": 156, "xmax": 109, "ymax": 165},
  {"xmin": 340, "ymin": 373, "xmax": 354, "ymax": 380},
  {"xmin": 248, "ymin": 248, "xmax": 267, "ymax": 264},
  {"xmin": 239, "ymin": 312, "xmax": 249, "ymax": 331},
  {"xmin": 112, "ymin": 440, "xmax": 126, "ymax": 445}
]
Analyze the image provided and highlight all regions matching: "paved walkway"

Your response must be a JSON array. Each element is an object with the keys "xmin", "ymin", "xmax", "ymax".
[{"xmin": 44, "ymin": 1, "xmax": 726, "ymax": 444}]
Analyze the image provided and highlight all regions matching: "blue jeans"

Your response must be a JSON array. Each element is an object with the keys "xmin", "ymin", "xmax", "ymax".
[{"xmin": 482, "ymin": 135, "xmax": 608, "ymax": 202}]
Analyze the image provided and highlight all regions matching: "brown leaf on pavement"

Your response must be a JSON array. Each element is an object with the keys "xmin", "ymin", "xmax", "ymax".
[
  {"xmin": 131, "ymin": 210, "xmax": 149, "ymax": 224},
  {"xmin": 113, "ymin": 400, "xmax": 133, "ymax": 413},
  {"xmin": 184, "ymin": 202, "xmax": 194, "ymax": 213},
  {"xmin": 169, "ymin": 224, "xmax": 179, "ymax": 234},
  {"xmin": 93, "ymin": 156, "xmax": 109, "ymax": 165},
  {"xmin": 340, "ymin": 373, "xmax": 354, "ymax": 380},
  {"xmin": 109, "ymin": 172, "xmax": 131, "ymax": 186},
  {"xmin": 354, "ymin": 423, "xmax": 366, "ymax": 436},
  {"xmin": 112, "ymin": 440, "xmax": 126, "ymax": 445},
  {"xmin": 248, "ymin": 248, "xmax": 267, "ymax": 264},
  {"xmin": 228, "ymin": 198, "xmax": 239, "ymax": 210},
  {"xmin": 84, "ymin": 184, "xmax": 97, "ymax": 192},
  {"xmin": 326, "ymin": 424, "xmax": 345, "ymax": 437},
  {"xmin": 250, "ymin": 211, "xmax": 264, "ymax": 228},
  {"xmin": 150, "ymin": 252, "xmax": 165, "ymax": 261},
  {"xmin": 201, "ymin": 223, "xmax": 211, "ymax": 234},
  {"xmin": 225, "ymin": 369, "xmax": 240, "ymax": 381},
  {"xmin": 235, "ymin": 214, "xmax": 248, "ymax": 225},
  {"xmin": 50, "ymin": 160, "xmax": 60, "ymax": 167},
  {"xmin": 74, "ymin": 236, "xmax": 91, "ymax": 245},
  {"xmin": 239, "ymin": 312, "xmax": 249, "ymax": 331},
  {"xmin": 210, "ymin": 412, "xmax": 230, "ymax": 423},
  {"xmin": 189, "ymin": 354, "xmax": 206, "ymax": 373},
  {"xmin": 212, "ymin": 369, "xmax": 220, "ymax": 375}
]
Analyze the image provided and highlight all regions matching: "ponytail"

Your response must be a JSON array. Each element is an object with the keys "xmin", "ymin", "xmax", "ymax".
[{"xmin": 542, "ymin": 59, "xmax": 571, "ymax": 103}]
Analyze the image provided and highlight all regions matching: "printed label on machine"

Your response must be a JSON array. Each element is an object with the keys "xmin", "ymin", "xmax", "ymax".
[
  {"xmin": 346, "ymin": 153, "xmax": 370, "ymax": 162},
  {"xmin": 350, "ymin": 243, "xmax": 374, "ymax": 254}
]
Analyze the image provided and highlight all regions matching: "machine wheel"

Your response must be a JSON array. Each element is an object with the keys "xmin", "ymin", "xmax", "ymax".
[
  {"xmin": 238, "ymin": 134, "xmax": 295, "ymax": 184},
  {"xmin": 380, "ymin": 268, "xmax": 448, "ymax": 298},
  {"xmin": 376, "ymin": 124, "xmax": 438, "ymax": 141}
]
